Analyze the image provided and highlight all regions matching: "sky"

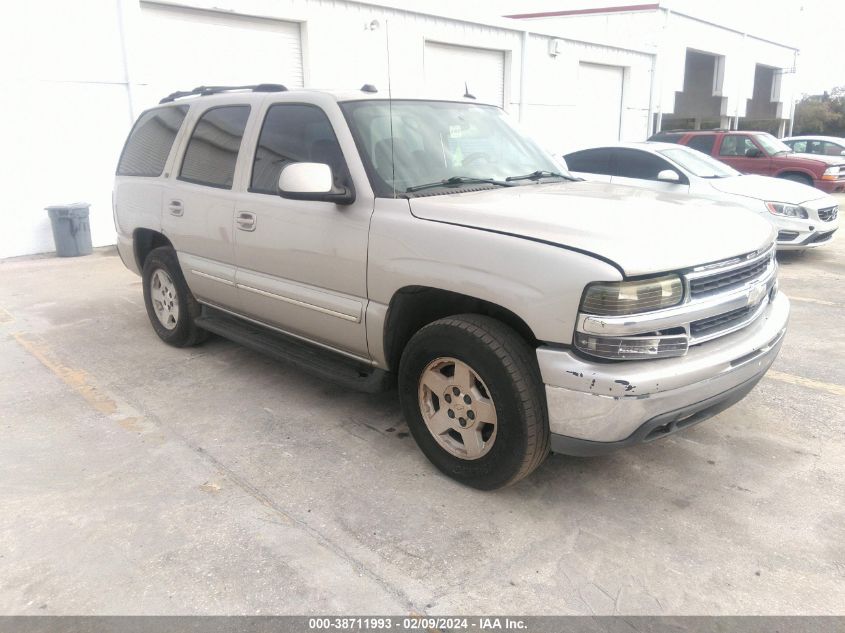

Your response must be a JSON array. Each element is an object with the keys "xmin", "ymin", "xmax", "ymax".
[{"xmin": 393, "ymin": 0, "xmax": 845, "ymax": 95}]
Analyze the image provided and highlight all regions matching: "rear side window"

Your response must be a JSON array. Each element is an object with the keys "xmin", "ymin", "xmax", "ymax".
[
  {"xmin": 687, "ymin": 134, "xmax": 716, "ymax": 154},
  {"xmin": 251, "ymin": 104, "xmax": 347, "ymax": 194},
  {"xmin": 117, "ymin": 106, "xmax": 188, "ymax": 177},
  {"xmin": 564, "ymin": 149, "xmax": 613, "ymax": 175},
  {"xmin": 649, "ymin": 132, "xmax": 682, "ymax": 144},
  {"xmin": 179, "ymin": 105, "xmax": 251, "ymax": 189}
]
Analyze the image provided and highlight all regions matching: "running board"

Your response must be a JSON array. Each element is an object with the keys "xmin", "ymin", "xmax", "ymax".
[{"xmin": 195, "ymin": 307, "xmax": 393, "ymax": 394}]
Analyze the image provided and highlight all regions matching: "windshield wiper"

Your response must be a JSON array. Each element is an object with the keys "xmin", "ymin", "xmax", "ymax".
[
  {"xmin": 505, "ymin": 170, "xmax": 578, "ymax": 182},
  {"xmin": 405, "ymin": 176, "xmax": 515, "ymax": 193}
]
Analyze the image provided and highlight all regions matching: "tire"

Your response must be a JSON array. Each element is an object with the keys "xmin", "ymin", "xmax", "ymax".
[
  {"xmin": 142, "ymin": 246, "xmax": 208, "ymax": 347},
  {"xmin": 779, "ymin": 173, "xmax": 813, "ymax": 187},
  {"xmin": 398, "ymin": 314, "xmax": 550, "ymax": 490}
]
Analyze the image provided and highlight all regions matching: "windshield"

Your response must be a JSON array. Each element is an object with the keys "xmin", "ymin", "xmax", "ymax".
[
  {"xmin": 754, "ymin": 133, "xmax": 792, "ymax": 155},
  {"xmin": 659, "ymin": 147, "xmax": 740, "ymax": 178},
  {"xmin": 340, "ymin": 100, "xmax": 567, "ymax": 196}
]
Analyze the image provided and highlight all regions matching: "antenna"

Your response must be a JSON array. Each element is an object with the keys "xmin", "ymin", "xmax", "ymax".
[
  {"xmin": 385, "ymin": 20, "xmax": 396, "ymax": 197},
  {"xmin": 463, "ymin": 82, "xmax": 476, "ymax": 100}
]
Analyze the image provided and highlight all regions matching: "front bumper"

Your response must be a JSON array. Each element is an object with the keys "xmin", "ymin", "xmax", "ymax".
[
  {"xmin": 539, "ymin": 291, "xmax": 790, "ymax": 455},
  {"xmin": 814, "ymin": 179, "xmax": 845, "ymax": 194}
]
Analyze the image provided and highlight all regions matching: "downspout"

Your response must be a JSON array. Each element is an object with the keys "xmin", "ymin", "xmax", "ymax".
[
  {"xmin": 647, "ymin": 52, "xmax": 656, "ymax": 136},
  {"xmin": 116, "ymin": 0, "xmax": 137, "ymax": 124},
  {"xmin": 788, "ymin": 49, "xmax": 798, "ymax": 136},
  {"xmin": 519, "ymin": 30, "xmax": 529, "ymax": 122}
]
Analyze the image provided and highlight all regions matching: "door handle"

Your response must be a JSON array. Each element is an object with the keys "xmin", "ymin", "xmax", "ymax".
[
  {"xmin": 168, "ymin": 200, "xmax": 184, "ymax": 216},
  {"xmin": 236, "ymin": 211, "xmax": 257, "ymax": 231}
]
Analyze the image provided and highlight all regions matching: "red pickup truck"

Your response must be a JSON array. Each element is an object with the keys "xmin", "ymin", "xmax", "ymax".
[{"xmin": 648, "ymin": 130, "xmax": 845, "ymax": 193}]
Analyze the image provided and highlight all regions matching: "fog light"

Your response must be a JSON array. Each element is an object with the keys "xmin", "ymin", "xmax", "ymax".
[{"xmin": 574, "ymin": 332, "xmax": 689, "ymax": 360}]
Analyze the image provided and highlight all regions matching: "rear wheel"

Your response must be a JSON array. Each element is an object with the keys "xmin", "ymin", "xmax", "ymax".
[
  {"xmin": 142, "ymin": 246, "xmax": 207, "ymax": 347},
  {"xmin": 398, "ymin": 314, "xmax": 549, "ymax": 489},
  {"xmin": 779, "ymin": 173, "xmax": 813, "ymax": 187}
]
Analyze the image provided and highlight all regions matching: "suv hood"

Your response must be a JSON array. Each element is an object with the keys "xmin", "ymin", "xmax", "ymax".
[
  {"xmin": 793, "ymin": 153, "xmax": 845, "ymax": 167},
  {"xmin": 409, "ymin": 181, "xmax": 774, "ymax": 277},
  {"xmin": 708, "ymin": 174, "xmax": 827, "ymax": 204}
]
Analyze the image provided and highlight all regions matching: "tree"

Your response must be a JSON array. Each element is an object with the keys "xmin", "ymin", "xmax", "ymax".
[{"xmin": 794, "ymin": 87, "xmax": 845, "ymax": 136}]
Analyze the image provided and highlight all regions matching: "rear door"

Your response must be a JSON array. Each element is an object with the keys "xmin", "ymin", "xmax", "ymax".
[
  {"xmin": 162, "ymin": 102, "xmax": 253, "ymax": 309},
  {"xmin": 232, "ymin": 100, "xmax": 372, "ymax": 358}
]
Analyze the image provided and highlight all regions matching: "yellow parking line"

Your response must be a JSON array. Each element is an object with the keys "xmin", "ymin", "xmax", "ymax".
[
  {"xmin": 13, "ymin": 332, "xmax": 120, "ymax": 415},
  {"xmin": 0, "ymin": 307, "xmax": 13, "ymax": 324},
  {"xmin": 766, "ymin": 370, "xmax": 845, "ymax": 397}
]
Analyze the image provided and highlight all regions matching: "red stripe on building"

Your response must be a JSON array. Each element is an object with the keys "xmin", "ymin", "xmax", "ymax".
[{"xmin": 504, "ymin": 4, "xmax": 660, "ymax": 19}]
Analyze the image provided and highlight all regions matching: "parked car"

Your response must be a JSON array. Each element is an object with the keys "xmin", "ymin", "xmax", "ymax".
[
  {"xmin": 114, "ymin": 85, "xmax": 789, "ymax": 489},
  {"xmin": 563, "ymin": 142, "xmax": 839, "ymax": 250},
  {"xmin": 783, "ymin": 135, "xmax": 845, "ymax": 157},
  {"xmin": 648, "ymin": 129, "xmax": 845, "ymax": 193}
]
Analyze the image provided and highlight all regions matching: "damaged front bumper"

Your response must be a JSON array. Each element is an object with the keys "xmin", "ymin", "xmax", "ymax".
[{"xmin": 538, "ymin": 291, "xmax": 790, "ymax": 456}]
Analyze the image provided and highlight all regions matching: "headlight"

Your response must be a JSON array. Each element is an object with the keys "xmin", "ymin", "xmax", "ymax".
[
  {"xmin": 822, "ymin": 166, "xmax": 839, "ymax": 180},
  {"xmin": 765, "ymin": 202, "xmax": 809, "ymax": 219},
  {"xmin": 581, "ymin": 275, "xmax": 683, "ymax": 316}
]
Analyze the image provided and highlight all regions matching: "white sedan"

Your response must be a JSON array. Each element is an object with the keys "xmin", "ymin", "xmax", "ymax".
[
  {"xmin": 782, "ymin": 135, "xmax": 845, "ymax": 158},
  {"xmin": 564, "ymin": 142, "xmax": 839, "ymax": 250}
]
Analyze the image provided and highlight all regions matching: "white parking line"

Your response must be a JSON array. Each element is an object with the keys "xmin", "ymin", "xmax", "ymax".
[{"xmin": 766, "ymin": 370, "xmax": 845, "ymax": 397}]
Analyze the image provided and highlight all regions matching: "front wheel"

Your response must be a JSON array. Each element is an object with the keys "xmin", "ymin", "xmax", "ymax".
[
  {"xmin": 398, "ymin": 315, "xmax": 550, "ymax": 489},
  {"xmin": 142, "ymin": 246, "xmax": 207, "ymax": 347}
]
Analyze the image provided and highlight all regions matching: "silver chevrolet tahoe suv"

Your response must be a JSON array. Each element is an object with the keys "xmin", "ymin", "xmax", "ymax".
[{"xmin": 113, "ymin": 84, "xmax": 789, "ymax": 489}]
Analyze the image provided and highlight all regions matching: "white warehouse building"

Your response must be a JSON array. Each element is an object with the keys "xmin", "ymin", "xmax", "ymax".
[
  {"xmin": 0, "ymin": 0, "xmax": 798, "ymax": 259},
  {"xmin": 504, "ymin": 2, "xmax": 801, "ymax": 136}
]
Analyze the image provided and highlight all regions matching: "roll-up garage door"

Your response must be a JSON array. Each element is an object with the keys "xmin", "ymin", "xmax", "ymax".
[
  {"xmin": 138, "ymin": 3, "xmax": 303, "ymax": 106},
  {"xmin": 424, "ymin": 41, "xmax": 505, "ymax": 107},
  {"xmin": 576, "ymin": 63, "xmax": 624, "ymax": 146}
]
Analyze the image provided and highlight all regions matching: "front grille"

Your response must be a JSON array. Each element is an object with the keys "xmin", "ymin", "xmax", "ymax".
[
  {"xmin": 818, "ymin": 206, "xmax": 838, "ymax": 222},
  {"xmin": 689, "ymin": 257, "xmax": 770, "ymax": 298},
  {"xmin": 690, "ymin": 303, "xmax": 756, "ymax": 337}
]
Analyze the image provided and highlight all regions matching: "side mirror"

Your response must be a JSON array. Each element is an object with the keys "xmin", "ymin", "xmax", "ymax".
[
  {"xmin": 278, "ymin": 162, "xmax": 355, "ymax": 205},
  {"xmin": 745, "ymin": 147, "xmax": 763, "ymax": 158},
  {"xmin": 657, "ymin": 169, "xmax": 681, "ymax": 183}
]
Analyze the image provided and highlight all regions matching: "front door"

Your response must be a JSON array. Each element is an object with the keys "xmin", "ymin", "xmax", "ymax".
[
  {"xmin": 233, "ymin": 102, "xmax": 371, "ymax": 357},
  {"xmin": 716, "ymin": 134, "xmax": 771, "ymax": 175}
]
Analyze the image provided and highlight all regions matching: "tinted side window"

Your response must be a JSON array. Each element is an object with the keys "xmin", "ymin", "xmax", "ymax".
[
  {"xmin": 117, "ymin": 106, "xmax": 188, "ymax": 177},
  {"xmin": 251, "ymin": 104, "xmax": 347, "ymax": 194},
  {"xmin": 179, "ymin": 105, "xmax": 251, "ymax": 189},
  {"xmin": 650, "ymin": 132, "xmax": 682, "ymax": 144},
  {"xmin": 687, "ymin": 134, "xmax": 716, "ymax": 154},
  {"xmin": 613, "ymin": 149, "xmax": 676, "ymax": 180},
  {"xmin": 564, "ymin": 149, "xmax": 613, "ymax": 175}
]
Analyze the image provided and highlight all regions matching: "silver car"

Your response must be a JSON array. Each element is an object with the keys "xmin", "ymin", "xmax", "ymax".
[
  {"xmin": 564, "ymin": 142, "xmax": 839, "ymax": 250},
  {"xmin": 783, "ymin": 135, "xmax": 845, "ymax": 158}
]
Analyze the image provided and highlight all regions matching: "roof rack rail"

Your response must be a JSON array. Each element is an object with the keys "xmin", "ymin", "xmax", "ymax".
[{"xmin": 159, "ymin": 84, "xmax": 288, "ymax": 104}]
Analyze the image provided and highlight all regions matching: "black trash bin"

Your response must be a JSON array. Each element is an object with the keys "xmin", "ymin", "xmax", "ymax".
[{"xmin": 45, "ymin": 202, "xmax": 93, "ymax": 257}]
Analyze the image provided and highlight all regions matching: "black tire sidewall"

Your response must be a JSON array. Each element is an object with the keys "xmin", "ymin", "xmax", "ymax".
[
  {"xmin": 399, "ymin": 320, "xmax": 539, "ymax": 490},
  {"xmin": 142, "ymin": 247, "xmax": 200, "ymax": 347}
]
